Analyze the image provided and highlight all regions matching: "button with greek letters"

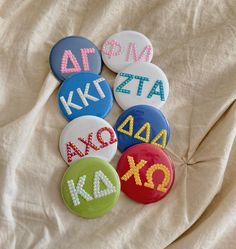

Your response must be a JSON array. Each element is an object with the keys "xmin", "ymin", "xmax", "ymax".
[
  {"xmin": 61, "ymin": 157, "xmax": 120, "ymax": 218},
  {"xmin": 59, "ymin": 115, "xmax": 118, "ymax": 164},
  {"xmin": 50, "ymin": 36, "xmax": 102, "ymax": 81},
  {"xmin": 116, "ymin": 143, "xmax": 175, "ymax": 204},
  {"xmin": 57, "ymin": 72, "xmax": 113, "ymax": 121},
  {"xmin": 101, "ymin": 31, "xmax": 153, "ymax": 73},
  {"xmin": 114, "ymin": 105, "xmax": 170, "ymax": 152},
  {"xmin": 114, "ymin": 62, "xmax": 169, "ymax": 110}
]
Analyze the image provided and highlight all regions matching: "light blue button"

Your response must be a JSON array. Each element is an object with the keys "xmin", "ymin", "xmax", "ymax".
[{"xmin": 58, "ymin": 72, "xmax": 113, "ymax": 121}]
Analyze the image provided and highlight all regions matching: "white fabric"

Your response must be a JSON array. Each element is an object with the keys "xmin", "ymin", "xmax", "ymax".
[{"xmin": 0, "ymin": 0, "xmax": 236, "ymax": 248}]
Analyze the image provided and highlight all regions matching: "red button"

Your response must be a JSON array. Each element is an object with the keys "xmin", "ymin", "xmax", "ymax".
[{"xmin": 116, "ymin": 143, "xmax": 175, "ymax": 204}]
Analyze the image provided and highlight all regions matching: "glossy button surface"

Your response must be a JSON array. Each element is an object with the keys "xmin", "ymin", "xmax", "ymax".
[
  {"xmin": 116, "ymin": 143, "xmax": 175, "ymax": 204},
  {"xmin": 59, "ymin": 116, "xmax": 118, "ymax": 164},
  {"xmin": 114, "ymin": 105, "xmax": 170, "ymax": 152},
  {"xmin": 114, "ymin": 62, "xmax": 169, "ymax": 110},
  {"xmin": 57, "ymin": 72, "xmax": 113, "ymax": 121},
  {"xmin": 101, "ymin": 31, "xmax": 153, "ymax": 73},
  {"xmin": 61, "ymin": 157, "xmax": 120, "ymax": 218},
  {"xmin": 50, "ymin": 36, "xmax": 102, "ymax": 81}
]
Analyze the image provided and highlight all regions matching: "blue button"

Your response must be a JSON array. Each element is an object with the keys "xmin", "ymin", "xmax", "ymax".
[
  {"xmin": 49, "ymin": 36, "xmax": 102, "ymax": 81},
  {"xmin": 114, "ymin": 105, "xmax": 170, "ymax": 152},
  {"xmin": 57, "ymin": 72, "xmax": 113, "ymax": 121}
]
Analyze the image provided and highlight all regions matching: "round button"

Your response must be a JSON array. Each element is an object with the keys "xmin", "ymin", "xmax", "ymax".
[
  {"xmin": 59, "ymin": 116, "xmax": 118, "ymax": 165},
  {"xmin": 114, "ymin": 105, "xmax": 170, "ymax": 152},
  {"xmin": 114, "ymin": 62, "xmax": 169, "ymax": 110},
  {"xmin": 101, "ymin": 31, "xmax": 153, "ymax": 73},
  {"xmin": 50, "ymin": 36, "xmax": 102, "ymax": 81},
  {"xmin": 57, "ymin": 72, "xmax": 113, "ymax": 121},
  {"xmin": 116, "ymin": 143, "xmax": 175, "ymax": 204},
  {"xmin": 61, "ymin": 157, "xmax": 120, "ymax": 218}
]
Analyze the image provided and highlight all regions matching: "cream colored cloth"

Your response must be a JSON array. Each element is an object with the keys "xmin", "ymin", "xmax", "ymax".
[{"xmin": 0, "ymin": 0, "xmax": 236, "ymax": 248}]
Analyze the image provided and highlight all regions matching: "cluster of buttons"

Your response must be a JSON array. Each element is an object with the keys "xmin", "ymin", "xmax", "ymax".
[{"xmin": 49, "ymin": 31, "xmax": 175, "ymax": 219}]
